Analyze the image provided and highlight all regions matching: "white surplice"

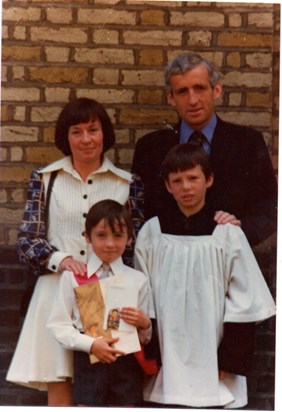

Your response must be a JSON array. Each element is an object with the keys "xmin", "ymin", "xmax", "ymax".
[{"xmin": 134, "ymin": 218, "xmax": 276, "ymax": 409}]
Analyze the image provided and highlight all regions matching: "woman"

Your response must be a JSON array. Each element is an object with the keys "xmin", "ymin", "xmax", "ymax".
[{"xmin": 6, "ymin": 98, "xmax": 144, "ymax": 406}]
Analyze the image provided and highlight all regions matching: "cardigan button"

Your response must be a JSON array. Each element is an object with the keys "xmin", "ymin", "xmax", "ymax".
[
  {"xmin": 88, "ymin": 179, "xmax": 93, "ymax": 184},
  {"xmin": 80, "ymin": 250, "xmax": 85, "ymax": 256},
  {"xmin": 83, "ymin": 194, "xmax": 88, "ymax": 199},
  {"xmin": 83, "ymin": 213, "xmax": 87, "ymax": 218},
  {"xmin": 52, "ymin": 265, "xmax": 56, "ymax": 270}
]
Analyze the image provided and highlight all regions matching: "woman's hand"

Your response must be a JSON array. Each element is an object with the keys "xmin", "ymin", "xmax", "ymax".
[
  {"xmin": 119, "ymin": 307, "xmax": 151, "ymax": 330},
  {"xmin": 90, "ymin": 337, "xmax": 124, "ymax": 364},
  {"xmin": 59, "ymin": 256, "xmax": 87, "ymax": 276},
  {"xmin": 214, "ymin": 210, "xmax": 241, "ymax": 226}
]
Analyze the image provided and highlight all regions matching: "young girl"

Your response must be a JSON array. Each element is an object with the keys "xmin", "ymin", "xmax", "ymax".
[
  {"xmin": 134, "ymin": 144, "xmax": 276, "ymax": 409},
  {"xmin": 47, "ymin": 199, "xmax": 154, "ymax": 406}
]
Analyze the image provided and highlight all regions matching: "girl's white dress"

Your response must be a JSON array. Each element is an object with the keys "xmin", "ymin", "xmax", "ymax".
[
  {"xmin": 6, "ymin": 156, "xmax": 133, "ymax": 390},
  {"xmin": 135, "ymin": 217, "xmax": 276, "ymax": 409}
]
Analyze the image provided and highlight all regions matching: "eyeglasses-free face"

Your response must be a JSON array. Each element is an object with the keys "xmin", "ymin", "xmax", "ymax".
[
  {"xmin": 68, "ymin": 119, "xmax": 104, "ymax": 171},
  {"xmin": 167, "ymin": 64, "xmax": 222, "ymax": 130}
]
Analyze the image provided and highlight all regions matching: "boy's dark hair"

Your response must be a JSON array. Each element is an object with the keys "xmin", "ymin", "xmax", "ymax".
[
  {"xmin": 162, "ymin": 144, "xmax": 213, "ymax": 181},
  {"xmin": 55, "ymin": 97, "xmax": 115, "ymax": 156},
  {"xmin": 85, "ymin": 199, "xmax": 133, "ymax": 240}
]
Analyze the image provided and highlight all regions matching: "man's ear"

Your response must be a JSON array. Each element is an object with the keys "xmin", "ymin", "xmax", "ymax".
[
  {"xmin": 213, "ymin": 82, "xmax": 222, "ymax": 101},
  {"xmin": 166, "ymin": 90, "xmax": 176, "ymax": 107},
  {"xmin": 206, "ymin": 173, "xmax": 214, "ymax": 188}
]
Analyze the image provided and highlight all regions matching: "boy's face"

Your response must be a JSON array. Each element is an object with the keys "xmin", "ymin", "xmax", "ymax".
[
  {"xmin": 85, "ymin": 218, "xmax": 131, "ymax": 264},
  {"xmin": 165, "ymin": 165, "xmax": 213, "ymax": 216}
]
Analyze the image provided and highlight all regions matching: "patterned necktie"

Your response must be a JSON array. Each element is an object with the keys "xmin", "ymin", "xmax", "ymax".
[
  {"xmin": 189, "ymin": 131, "xmax": 205, "ymax": 147},
  {"xmin": 100, "ymin": 263, "xmax": 110, "ymax": 279}
]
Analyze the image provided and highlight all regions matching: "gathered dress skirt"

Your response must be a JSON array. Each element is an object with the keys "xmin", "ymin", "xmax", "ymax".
[{"xmin": 6, "ymin": 273, "xmax": 73, "ymax": 391}]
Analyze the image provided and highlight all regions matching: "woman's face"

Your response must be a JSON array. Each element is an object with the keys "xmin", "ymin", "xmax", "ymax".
[{"xmin": 68, "ymin": 118, "xmax": 104, "ymax": 169}]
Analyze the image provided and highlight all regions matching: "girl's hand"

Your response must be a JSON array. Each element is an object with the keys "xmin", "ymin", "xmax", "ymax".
[
  {"xmin": 119, "ymin": 307, "xmax": 151, "ymax": 330},
  {"xmin": 214, "ymin": 210, "xmax": 241, "ymax": 226},
  {"xmin": 59, "ymin": 256, "xmax": 87, "ymax": 276},
  {"xmin": 90, "ymin": 337, "xmax": 124, "ymax": 364}
]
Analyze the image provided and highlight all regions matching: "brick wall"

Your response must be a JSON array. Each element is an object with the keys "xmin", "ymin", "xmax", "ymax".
[{"xmin": 1, "ymin": 0, "xmax": 279, "ymax": 408}]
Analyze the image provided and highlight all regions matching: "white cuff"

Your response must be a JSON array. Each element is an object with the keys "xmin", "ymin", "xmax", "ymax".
[
  {"xmin": 48, "ymin": 252, "xmax": 71, "ymax": 272},
  {"xmin": 77, "ymin": 334, "xmax": 96, "ymax": 354}
]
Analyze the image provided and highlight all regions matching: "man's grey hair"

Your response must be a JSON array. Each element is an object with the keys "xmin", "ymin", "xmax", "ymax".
[{"xmin": 164, "ymin": 52, "xmax": 222, "ymax": 91}]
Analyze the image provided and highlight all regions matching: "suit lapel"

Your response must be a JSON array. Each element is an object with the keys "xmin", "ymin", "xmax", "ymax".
[{"xmin": 210, "ymin": 116, "xmax": 228, "ymax": 160}]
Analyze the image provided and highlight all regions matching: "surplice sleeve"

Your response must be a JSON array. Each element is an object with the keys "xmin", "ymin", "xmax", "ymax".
[
  {"xmin": 134, "ymin": 218, "xmax": 162, "ymax": 364},
  {"xmin": 216, "ymin": 224, "xmax": 275, "ymax": 375},
  {"xmin": 221, "ymin": 224, "xmax": 276, "ymax": 323},
  {"xmin": 134, "ymin": 217, "xmax": 159, "ymax": 280}
]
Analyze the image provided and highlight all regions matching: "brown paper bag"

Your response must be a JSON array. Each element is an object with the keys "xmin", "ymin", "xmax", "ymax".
[
  {"xmin": 74, "ymin": 278, "xmax": 141, "ymax": 363},
  {"xmin": 74, "ymin": 281, "xmax": 112, "ymax": 363}
]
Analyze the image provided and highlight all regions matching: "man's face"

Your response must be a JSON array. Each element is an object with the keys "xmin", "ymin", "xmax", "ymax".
[
  {"xmin": 167, "ymin": 64, "xmax": 222, "ymax": 130},
  {"xmin": 165, "ymin": 165, "xmax": 214, "ymax": 217}
]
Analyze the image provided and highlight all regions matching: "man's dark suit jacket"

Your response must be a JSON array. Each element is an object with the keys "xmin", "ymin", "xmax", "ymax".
[{"xmin": 132, "ymin": 115, "xmax": 277, "ymax": 246}]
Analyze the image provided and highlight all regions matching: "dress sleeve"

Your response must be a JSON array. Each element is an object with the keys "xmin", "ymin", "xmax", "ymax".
[
  {"xmin": 222, "ymin": 225, "xmax": 276, "ymax": 323},
  {"xmin": 122, "ymin": 173, "xmax": 145, "ymax": 267},
  {"xmin": 17, "ymin": 169, "xmax": 58, "ymax": 276}
]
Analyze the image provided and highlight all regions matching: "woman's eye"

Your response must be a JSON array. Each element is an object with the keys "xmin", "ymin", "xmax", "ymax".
[{"xmin": 71, "ymin": 130, "xmax": 80, "ymax": 136}]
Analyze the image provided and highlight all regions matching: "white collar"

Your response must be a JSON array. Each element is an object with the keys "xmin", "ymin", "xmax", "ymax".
[
  {"xmin": 86, "ymin": 252, "xmax": 125, "ymax": 278},
  {"xmin": 39, "ymin": 156, "xmax": 132, "ymax": 182}
]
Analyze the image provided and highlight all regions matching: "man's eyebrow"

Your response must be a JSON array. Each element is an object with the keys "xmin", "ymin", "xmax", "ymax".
[
  {"xmin": 175, "ymin": 86, "xmax": 189, "ymax": 93},
  {"xmin": 174, "ymin": 83, "xmax": 208, "ymax": 93}
]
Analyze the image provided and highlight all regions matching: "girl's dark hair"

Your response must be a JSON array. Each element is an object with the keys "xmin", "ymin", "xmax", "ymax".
[
  {"xmin": 55, "ymin": 97, "xmax": 115, "ymax": 156},
  {"xmin": 162, "ymin": 144, "xmax": 213, "ymax": 181},
  {"xmin": 85, "ymin": 199, "xmax": 133, "ymax": 240}
]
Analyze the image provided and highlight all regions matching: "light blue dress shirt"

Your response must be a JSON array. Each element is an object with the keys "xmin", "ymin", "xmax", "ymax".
[{"xmin": 179, "ymin": 114, "xmax": 217, "ymax": 155}]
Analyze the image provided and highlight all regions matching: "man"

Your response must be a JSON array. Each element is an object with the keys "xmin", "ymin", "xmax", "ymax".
[{"xmin": 132, "ymin": 52, "xmax": 277, "ymax": 246}]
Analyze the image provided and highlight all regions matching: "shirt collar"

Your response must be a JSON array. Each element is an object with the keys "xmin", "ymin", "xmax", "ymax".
[
  {"xmin": 39, "ymin": 156, "xmax": 73, "ymax": 174},
  {"xmin": 86, "ymin": 252, "xmax": 125, "ymax": 278},
  {"xmin": 39, "ymin": 156, "xmax": 132, "ymax": 182},
  {"xmin": 179, "ymin": 113, "xmax": 217, "ymax": 145},
  {"xmin": 95, "ymin": 157, "xmax": 132, "ymax": 182}
]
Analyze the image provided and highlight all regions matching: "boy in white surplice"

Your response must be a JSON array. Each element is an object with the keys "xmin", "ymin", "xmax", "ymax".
[
  {"xmin": 134, "ymin": 144, "xmax": 276, "ymax": 409},
  {"xmin": 48, "ymin": 200, "xmax": 154, "ymax": 406}
]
